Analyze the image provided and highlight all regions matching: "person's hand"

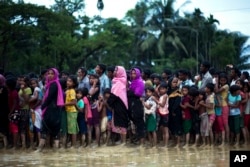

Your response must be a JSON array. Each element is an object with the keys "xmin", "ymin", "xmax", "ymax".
[
  {"xmin": 199, "ymin": 100, "xmax": 204, "ymax": 105},
  {"xmin": 20, "ymin": 84, "xmax": 25, "ymax": 90}
]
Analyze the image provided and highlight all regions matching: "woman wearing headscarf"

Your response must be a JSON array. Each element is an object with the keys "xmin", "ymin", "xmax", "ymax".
[
  {"xmin": 0, "ymin": 74, "xmax": 9, "ymax": 149},
  {"xmin": 128, "ymin": 68, "xmax": 145, "ymax": 146},
  {"xmin": 36, "ymin": 68, "xmax": 64, "ymax": 151},
  {"xmin": 105, "ymin": 66, "xmax": 129, "ymax": 145},
  {"xmin": 167, "ymin": 77, "xmax": 183, "ymax": 147}
]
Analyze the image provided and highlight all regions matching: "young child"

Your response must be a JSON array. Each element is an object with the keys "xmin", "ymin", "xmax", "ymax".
[
  {"xmin": 65, "ymin": 75, "xmax": 79, "ymax": 148},
  {"xmin": 153, "ymin": 83, "xmax": 169, "ymax": 147},
  {"xmin": 29, "ymin": 78, "xmax": 43, "ymax": 149},
  {"xmin": 76, "ymin": 88, "xmax": 87, "ymax": 148},
  {"xmin": 214, "ymin": 93, "xmax": 225, "ymax": 147},
  {"xmin": 196, "ymin": 90, "xmax": 209, "ymax": 147},
  {"xmin": 180, "ymin": 85, "xmax": 192, "ymax": 148},
  {"xmin": 188, "ymin": 87, "xmax": 200, "ymax": 147},
  {"xmin": 228, "ymin": 84, "xmax": 241, "ymax": 147},
  {"xmin": 199, "ymin": 83, "xmax": 215, "ymax": 146},
  {"xmin": 97, "ymin": 95, "xmax": 106, "ymax": 145},
  {"xmin": 235, "ymin": 79, "xmax": 248, "ymax": 145},
  {"xmin": 102, "ymin": 88, "xmax": 113, "ymax": 145},
  {"xmin": 88, "ymin": 74, "xmax": 101, "ymax": 147},
  {"xmin": 18, "ymin": 76, "xmax": 32, "ymax": 149},
  {"xmin": 142, "ymin": 86, "xmax": 157, "ymax": 147},
  {"xmin": 214, "ymin": 73, "xmax": 230, "ymax": 142}
]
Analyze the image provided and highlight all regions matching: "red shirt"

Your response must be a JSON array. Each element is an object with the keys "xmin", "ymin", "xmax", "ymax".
[
  {"xmin": 182, "ymin": 96, "xmax": 191, "ymax": 120},
  {"xmin": 8, "ymin": 90, "xmax": 19, "ymax": 111}
]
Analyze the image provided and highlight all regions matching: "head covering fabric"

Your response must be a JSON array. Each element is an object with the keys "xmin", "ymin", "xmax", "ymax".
[
  {"xmin": 42, "ymin": 68, "xmax": 64, "ymax": 115},
  {"xmin": 111, "ymin": 66, "xmax": 128, "ymax": 109},
  {"xmin": 129, "ymin": 68, "xmax": 144, "ymax": 97}
]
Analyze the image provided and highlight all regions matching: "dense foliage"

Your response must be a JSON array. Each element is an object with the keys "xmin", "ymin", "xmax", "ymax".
[{"xmin": 0, "ymin": 0, "xmax": 249, "ymax": 75}]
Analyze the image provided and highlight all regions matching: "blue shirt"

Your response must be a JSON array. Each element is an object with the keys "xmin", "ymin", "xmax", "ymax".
[
  {"xmin": 99, "ymin": 73, "xmax": 110, "ymax": 95},
  {"xmin": 228, "ymin": 93, "xmax": 241, "ymax": 116}
]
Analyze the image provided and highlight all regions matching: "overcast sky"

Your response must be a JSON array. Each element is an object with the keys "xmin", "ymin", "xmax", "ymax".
[{"xmin": 24, "ymin": 0, "xmax": 250, "ymax": 37}]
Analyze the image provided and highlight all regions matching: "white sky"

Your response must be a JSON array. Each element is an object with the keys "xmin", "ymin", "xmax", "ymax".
[{"xmin": 24, "ymin": 0, "xmax": 250, "ymax": 37}]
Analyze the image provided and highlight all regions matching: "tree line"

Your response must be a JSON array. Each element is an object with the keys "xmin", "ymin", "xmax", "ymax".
[{"xmin": 0, "ymin": 0, "xmax": 249, "ymax": 75}]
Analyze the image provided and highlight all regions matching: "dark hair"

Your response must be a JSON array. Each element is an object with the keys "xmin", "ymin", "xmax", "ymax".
[
  {"xmin": 82, "ymin": 88, "xmax": 89, "ymax": 97},
  {"xmin": 201, "ymin": 61, "xmax": 211, "ymax": 69},
  {"xmin": 41, "ymin": 69, "xmax": 47, "ymax": 76},
  {"xmin": 78, "ymin": 67, "xmax": 87, "ymax": 76},
  {"xmin": 229, "ymin": 85, "xmax": 241, "ymax": 94},
  {"xmin": 163, "ymin": 68, "xmax": 172, "ymax": 76},
  {"xmin": 189, "ymin": 87, "xmax": 199, "ymax": 97},
  {"xmin": 231, "ymin": 67, "xmax": 241, "ymax": 77},
  {"xmin": 198, "ymin": 90, "xmax": 206, "ymax": 100},
  {"xmin": 6, "ymin": 77, "xmax": 17, "ymax": 90},
  {"xmin": 205, "ymin": 83, "xmax": 214, "ymax": 92},
  {"xmin": 104, "ymin": 88, "xmax": 111, "ymax": 94},
  {"xmin": 236, "ymin": 79, "xmax": 245, "ymax": 87},
  {"xmin": 59, "ymin": 78, "xmax": 67, "ymax": 90},
  {"xmin": 107, "ymin": 66, "xmax": 115, "ymax": 73},
  {"xmin": 178, "ymin": 69, "xmax": 188, "ymax": 75},
  {"xmin": 182, "ymin": 85, "xmax": 190, "ymax": 90},
  {"xmin": 153, "ymin": 74, "xmax": 161, "ymax": 80},
  {"xmin": 242, "ymin": 71, "xmax": 249, "ymax": 80},
  {"xmin": 30, "ymin": 78, "xmax": 39, "ymax": 84},
  {"xmin": 150, "ymin": 73, "xmax": 157, "ymax": 80},
  {"xmin": 159, "ymin": 83, "xmax": 168, "ymax": 89},
  {"xmin": 145, "ymin": 86, "xmax": 155, "ymax": 93},
  {"xmin": 143, "ymin": 69, "xmax": 152, "ymax": 78},
  {"xmin": 97, "ymin": 64, "xmax": 106, "ymax": 73},
  {"xmin": 209, "ymin": 67, "xmax": 216, "ymax": 75},
  {"xmin": 61, "ymin": 71, "xmax": 69, "ymax": 76},
  {"xmin": 219, "ymin": 73, "xmax": 229, "ymax": 85},
  {"xmin": 76, "ymin": 88, "xmax": 84, "ymax": 96},
  {"xmin": 67, "ymin": 75, "xmax": 78, "ymax": 88}
]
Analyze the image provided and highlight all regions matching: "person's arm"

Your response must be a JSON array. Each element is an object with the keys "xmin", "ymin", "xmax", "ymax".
[
  {"xmin": 141, "ymin": 99, "xmax": 152, "ymax": 110},
  {"xmin": 199, "ymin": 101, "xmax": 214, "ymax": 109},
  {"xmin": 29, "ymin": 90, "xmax": 38, "ymax": 102},
  {"xmin": 154, "ymin": 94, "xmax": 167, "ymax": 107},
  {"xmin": 180, "ymin": 101, "xmax": 194, "ymax": 109},
  {"xmin": 65, "ymin": 90, "xmax": 77, "ymax": 106},
  {"xmin": 89, "ymin": 79, "xmax": 99, "ymax": 96},
  {"xmin": 75, "ymin": 100, "xmax": 84, "ymax": 112},
  {"xmin": 97, "ymin": 99, "xmax": 103, "ymax": 112}
]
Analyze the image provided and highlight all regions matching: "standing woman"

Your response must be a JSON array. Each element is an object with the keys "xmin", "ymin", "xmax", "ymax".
[
  {"xmin": 106, "ymin": 66, "xmax": 129, "ymax": 145},
  {"xmin": 128, "ymin": 68, "xmax": 145, "ymax": 146},
  {"xmin": 0, "ymin": 74, "xmax": 9, "ymax": 149},
  {"xmin": 36, "ymin": 68, "xmax": 64, "ymax": 151}
]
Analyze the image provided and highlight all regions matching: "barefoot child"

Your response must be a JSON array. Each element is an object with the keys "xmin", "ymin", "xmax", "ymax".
[
  {"xmin": 180, "ymin": 85, "xmax": 192, "ymax": 148},
  {"xmin": 76, "ymin": 88, "xmax": 87, "ymax": 148},
  {"xmin": 196, "ymin": 90, "xmax": 209, "ymax": 147},
  {"xmin": 228, "ymin": 85, "xmax": 242, "ymax": 146},
  {"xmin": 153, "ymin": 83, "xmax": 169, "ymax": 147},
  {"xmin": 142, "ymin": 86, "xmax": 157, "ymax": 147},
  {"xmin": 65, "ymin": 75, "xmax": 79, "ymax": 148},
  {"xmin": 199, "ymin": 83, "xmax": 215, "ymax": 146},
  {"xmin": 214, "ymin": 93, "xmax": 225, "ymax": 146}
]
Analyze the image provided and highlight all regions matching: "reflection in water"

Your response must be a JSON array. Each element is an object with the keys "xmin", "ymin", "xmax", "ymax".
[{"xmin": 0, "ymin": 144, "xmax": 249, "ymax": 167}]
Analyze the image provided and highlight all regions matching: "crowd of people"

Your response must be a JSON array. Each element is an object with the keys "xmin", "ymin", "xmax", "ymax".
[{"xmin": 0, "ymin": 61, "xmax": 250, "ymax": 151}]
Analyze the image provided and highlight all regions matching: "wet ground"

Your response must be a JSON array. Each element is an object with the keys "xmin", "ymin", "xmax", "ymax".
[{"xmin": 1, "ymin": 144, "xmax": 249, "ymax": 167}]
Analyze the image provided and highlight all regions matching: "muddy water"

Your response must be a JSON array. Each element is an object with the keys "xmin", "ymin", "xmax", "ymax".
[{"xmin": 0, "ymin": 145, "xmax": 249, "ymax": 167}]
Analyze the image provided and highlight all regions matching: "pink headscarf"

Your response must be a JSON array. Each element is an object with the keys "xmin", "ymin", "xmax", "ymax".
[
  {"xmin": 111, "ymin": 66, "xmax": 128, "ymax": 109},
  {"xmin": 0, "ymin": 74, "xmax": 5, "ymax": 86},
  {"xmin": 42, "ymin": 68, "xmax": 64, "ymax": 116}
]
